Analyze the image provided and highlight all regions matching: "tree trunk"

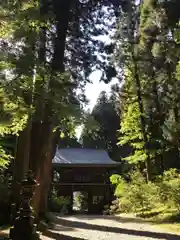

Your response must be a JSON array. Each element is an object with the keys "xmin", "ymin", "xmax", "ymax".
[
  {"xmin": 152, "ymin": 78, "xmax": 164, "ymax": 173},
  {"xmin": 167, "ymin": 63, "xmax": 180, "ymax": 162},
  {"xmin": 29, "ymin": 0, "xmax": 72, "ymax": 219},
  {"xmin": 12, "ymin": 119, "xmax": 31, "ymax": 205},
  {"xmin": 29, "ymin": 122, "xmax": 53, "ymax": 219},
  {"xmin": 132, "ymin": 52, "xmax": 152, "ymax": 181},
  {"xmin": 127, "ymin": 0, "xmax": 151, "ymax": 181}
]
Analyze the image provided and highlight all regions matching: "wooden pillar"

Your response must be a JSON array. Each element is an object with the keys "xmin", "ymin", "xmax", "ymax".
[
  {"xmin": 88, "ymin": 191, "xmax": 93, "ymax": 214},
  {"xmin": 103, "ymin": 185, "xmax": 108, "ymax": 206},
  {"xmin": 109, "ymin": 185, "xmax": 115, "ymax": 204},
  {"xmin": 67, "ymin": 193, "xmax": 73, "ymax": 214}
]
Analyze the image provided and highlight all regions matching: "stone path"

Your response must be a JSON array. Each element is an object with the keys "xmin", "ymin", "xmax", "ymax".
[{"xmin": 41, "ymin": 214, "xmax": 180, "ymax": 240}]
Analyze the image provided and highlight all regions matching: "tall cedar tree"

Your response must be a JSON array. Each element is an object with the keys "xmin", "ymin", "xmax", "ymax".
[
  {"xmin": 1, "ymin": 0, "xmax": 124, "ymax": 216},
  {"xmin": 116, "ymin": 0, "xmax": 180, "ymax": 180}
]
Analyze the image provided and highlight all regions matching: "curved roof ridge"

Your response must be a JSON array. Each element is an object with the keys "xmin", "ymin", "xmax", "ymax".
[{"xmin": 52, "ymin": 147, "xmax": 119, "ymax": 165}]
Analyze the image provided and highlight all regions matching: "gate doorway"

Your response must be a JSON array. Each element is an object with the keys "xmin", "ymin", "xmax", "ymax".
[{"xmin": 73, "ymin": 191, "xmax": 88, "ymax": 213}]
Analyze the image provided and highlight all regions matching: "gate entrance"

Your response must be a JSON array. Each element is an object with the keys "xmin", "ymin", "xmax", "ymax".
[{"xmin": 52, "ymin": 148, "xmax": 120, "ymax": 214}]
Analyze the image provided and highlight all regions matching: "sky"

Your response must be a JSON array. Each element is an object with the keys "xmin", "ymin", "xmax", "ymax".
[
  {"xmin": 85, "ymin": 70, "xmax": 119, "ymax": 111},
  {"xmin": 75, "ymin": 70, "xmax": 119, "ymax": 139}
]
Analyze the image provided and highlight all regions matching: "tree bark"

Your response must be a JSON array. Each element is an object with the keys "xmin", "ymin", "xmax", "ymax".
[
  {"xmin": 132, "ymin": 55, "xmax": 152, "ymax": 181},
  {"xmin": 152, "ymin": 78, "xmax": 164, "ymax": 173},
  {"xmin": 12, "ymin": 120, "xmax": 31, "ymax": 205},
  {"xmin": 127, "ymin": 0, "xmax": 151, "ymax": 181},
  {"xmin": 29, "ymin": 122, "xmax": 53, "ymax": 218},
  {"xmin": 29, "ymin": 0, "xmax": 72, "ymax": 218}
]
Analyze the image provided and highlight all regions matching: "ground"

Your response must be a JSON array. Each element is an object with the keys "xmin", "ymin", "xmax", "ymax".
[
  {"xmin": 1, "ymin": 213, "xmax": 180, "ymax": 239},
  {"xmin": 41, "ymin": 214, "xmax": 180, "ymax": 240}
]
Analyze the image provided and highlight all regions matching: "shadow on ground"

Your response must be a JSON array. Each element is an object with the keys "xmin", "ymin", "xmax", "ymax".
[
  {"xmin": 60, "ymin": 212, "xmax": 180, "ymax": 224},
  {"xmin": 52, "ymin": 213, "xmax": 154, "ymax": 224},
  {"xmin": 43, "ymin": 230, "xmax": 86, "ymax": 240},
  {"xmin": 65, "ymin": 214, "xmax": 152, "ymax": 224},
  {"xmin": 43, "ymin": 214, "xmax": 180, "ymax": 240}
]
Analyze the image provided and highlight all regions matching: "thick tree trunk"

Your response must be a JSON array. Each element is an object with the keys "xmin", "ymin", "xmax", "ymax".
[
  {"xmin": 127, "ymin": 1, "xmax": 151, "ymax": 181},
  {"xmin": 132, "ymin": 54, "xmax": 152, "ymax": 181},
  {"xmin": 167, "ymin": 64, "xmax": 180, "ymax": 162},
  {"xmin": 29, "ymin": 0, "xmax": 72, "ymax": 219},
  {"xmin": 152, "ymin": 79, "xmax": 164, "ymax": 173},
  {"xmin": 12, "ymin": 119, "xmax": 31, "ymax": 205},
  {"xmin": 29, "ymin": 122, "xmax": 53, "ymax": 219}
]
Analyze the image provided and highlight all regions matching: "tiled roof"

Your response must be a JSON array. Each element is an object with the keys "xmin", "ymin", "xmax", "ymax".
[{"xmin": 52, "ymin": 148, "xmax": 118, "ymax": 165}]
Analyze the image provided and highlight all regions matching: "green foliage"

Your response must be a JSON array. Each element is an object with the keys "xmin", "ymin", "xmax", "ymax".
[
  {"xmin": 114, "ymin": 0, "xmax": 180, "ymax": 177},
  {"xmin": 111, "ymin": 169, "xmax": 180, "ymax": 215},
  {"xmin": 0, "ymin": 146, "xmax": 11, "ymax": 169},
  {"xmin": 0, "ymin": 89, "xmax": 26, "ymax": 169},
  {"xmin": 157, "ymin": 169, "xmax": 180, "ymax": 211},
  {"xmin": 111, "ymin": 171, "xmax": 159, "ymax": 213},
  {"xmin": 0, "ymin": 0, "xmax": 120, "ymax": 148},
  {"xmin": 119, "ymin": 102, "xmax": 146, "ymax": 163}
]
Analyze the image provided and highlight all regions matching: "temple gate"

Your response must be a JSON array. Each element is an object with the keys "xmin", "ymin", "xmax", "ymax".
[{"xmin": 52, "ymin": 148, "xmax": 120, "ymax": 214}]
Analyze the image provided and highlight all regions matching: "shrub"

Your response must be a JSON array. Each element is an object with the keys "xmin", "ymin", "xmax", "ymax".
[
  {"xmin": 159, "ymin": 169, "xmax": 180, "ymax": 212},
  {"xmin": 110, "ymin": 170, "xmax": 160, "ymax": 214},
  {"xmin": 110, "ymin": 168, "xmax": 180, "ymax": 216}
]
